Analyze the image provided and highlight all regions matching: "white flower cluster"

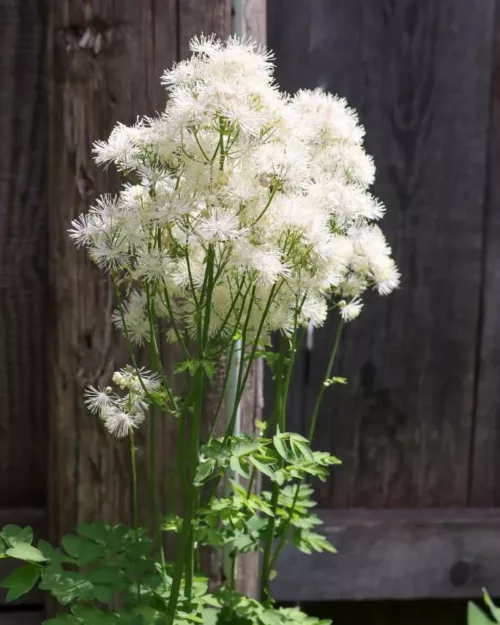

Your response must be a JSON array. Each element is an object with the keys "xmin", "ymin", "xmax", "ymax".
[
  {"xmin": 70, "ymin": 35, "xmax": 399, "ymax": 344},
  {"xmin": 84, "ymin": 367, "xmax": 160, "ymax": 437}
]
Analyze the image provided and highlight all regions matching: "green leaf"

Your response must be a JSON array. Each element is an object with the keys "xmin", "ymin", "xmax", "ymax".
[
  {"xmin": 2, "ymin": 525, "xmax": 33, "ymax": 547},
  {"xmin": 273, "ymin": 436, "xmax": 288, "ymax": 460},
  {"xmin": 39, "ymin": 572, "xmax": 94, "ymax": 605},
  {"xmin": 132, "ymin": 606, "xmax": 158, "ymax": 624},
  {"xmin": 91, "ymin": 583, "xmax": 114, "ymax": 603},
  {"xmin": 76, "ymin": 523, "xmax": 108, "ymax": 544},
  {"xmin": 62, "ymin": 535, "xmax": 85, "ymax": 558},
  {"xmin": 293, "ymin": 441, "xmax": 314, "ymax": 461},
  {"xmin": 43, "ymin": 617, "xmax": 81, "ymax": 625},
  {"xmin": 194, "ymin": 459, "xmax": 216, "ymax": 486},
  {"xmin": 202, "ymin": 359, "xmax": 216, "ymax": 380},
  {"xmin": 232, "ymin": 438, "xmax": 262, "ymax": 458},
  {"xmin": 249, "ymin": 456, "xmax": 276, "ymax": 480},
  {"xmin": 72, "ymin": 604, "xmax": 117, "ymax": 625},
  {"xmin": 230, "ymin": 480, "xmax": 248, "ymax": 499},
  {"xmin": 6, "ymin": 544, "xmax": 46, "ymax": 563},
  {"xmin": 230, "ymin": 456, "xmax": 250, "ymax": 479},
  {"xmin": 85, "ymin": 566, "xmax": 121, "ymax": 585},
  {"xmin": 468, "ymin": 601, "xmax": 495, "ymax": 625},
  {"xmin": 259, "ymin": 609, "xmax": 282, "ymax": 625},
  {"xmin": 1, "ymin": 563, "xmax": 40, "ymax": 601},
  {"xmin": 78, "ymin": 542, "xmax": 106, "ymax": 566},
  {"xmin": 483, "ymin": 590, "xmax": 500, "ymax": 623},
  {"xmin": 202, "ymin": 608, "xmax": 219, "ymax": 625}
]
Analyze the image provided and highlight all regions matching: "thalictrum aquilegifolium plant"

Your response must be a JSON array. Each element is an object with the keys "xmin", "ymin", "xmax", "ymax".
[{"xmin": 0, "ymin": 35, "xmax": 399, "ymax": 625}]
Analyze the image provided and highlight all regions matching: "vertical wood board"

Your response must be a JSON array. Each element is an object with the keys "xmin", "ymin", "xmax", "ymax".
[
  {"xmin": 0, "ymin": 0, "xmax": 47, "ymax": 507},
  {"xmin": 268, "ymin": 0, "xmax": 495, "ymax": 508}
]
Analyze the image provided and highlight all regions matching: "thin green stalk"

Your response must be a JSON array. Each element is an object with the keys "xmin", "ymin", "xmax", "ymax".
[
  {"xmin": 246, "ymin": 465, "xmax": 257, "ymax": 498},
  {"xmin": 223, "ymin": 282, "xmax": 281, "ymax": 443},
  {"xmin": 268, "ymin": 481, "xmax": 301, "ymax": 571},
  {"xmin": 253, "ymin": 184, "xmax": 279, "ymax": 226},
  {"xmin": 229, "ymin": 551, "xmax": 237, "ymax": 589},
  {"xmin": 160, "ymin": 286, "xmax": 191, "ymax": 359},
  {"xmin": 129, "ymin": 429, "xmax": 140, "ymax": 602},
  {"xmin": 307, "ymin": 320, "xmax": 344, "ymax": 441},
  {"xmin": 203, "ymin": 283, "xmax": 283, "ymax": 507},
  {"xmin": 146, "ymin": 285, "xmax": 177, "ymax": 405},
  {"xmin": 273, "ymin": 334, "xmax": 289, "ymax": 434},
  {"xmin": 129, "ymin": 430, "xmax": 139, "ymax": 533},
  {"xmin": 207, "ymin": 339, "xmax": 236, "ymax": 440},
  {"xmin": 201, "ymin": 246, "xmax": 215, "ymax": 349},
  {"xmin": 260, "ymin": 483, "xmax": 279, "ymax": 601},
  {"xmin": 269, "ymin": 320, "xmax": 345, "ymax": 575},
  {"xmin": 187, "ymin": 368, "xmax": 204, "ymax": 602},
  {"xmin": 166, "ymin": 367, "xmax": 204, "ymax": 623},
  {"xmin": 260, "ymin": 335, "xmax": 289, "ymax": 599}
]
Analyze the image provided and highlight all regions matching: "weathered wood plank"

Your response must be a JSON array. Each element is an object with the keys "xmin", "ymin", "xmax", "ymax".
[
  {"xmin": 0, "ymin": 509, "xmax": 45, "ymax": 606},
  {"xmin": 273, "ymin": 508, "xmax": 500, "ymax": 601},
  {"xmin": 469, "ymin": 0, "xmax": 500, "ymax": 506},
  {"xmin": 46, "ymin": 0, "xmax": 180, "ymax": 541},
  {"xmin": 178, "ymin": 0, "xmax": 231, "ymax": 59},
  {"xmin": 0, "ymin": 611, "xmax": 44, "ymax": 625},
  {"xmin": 269, "ymin": 0, "xmax": 495, "ymax": 508},
  {"xmin": 244, "ymin": 0, "xmax": 266, "ymax": 44},
  {"xmin": 0, "ymin": 0, "xmax": 47, "ymax": 507}
]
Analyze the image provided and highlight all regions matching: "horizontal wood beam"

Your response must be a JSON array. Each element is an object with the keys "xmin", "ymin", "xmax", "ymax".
[
  {"xmin": 0, "ymin": 611, "xmax": 44, "ymax": 625},
  {"xmin": 272, "ymin": 508, "xmax": 500, "ymax": 601},
  {"xmin": 0, "ymin": 509, "xmax": 46, "ymax": 606}
]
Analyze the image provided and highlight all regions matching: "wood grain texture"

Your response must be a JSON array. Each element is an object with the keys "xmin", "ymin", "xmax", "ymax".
[
  {"xmin": 272, "ymin": 508, "xmax": 500, "ymax": 601},
  {"xmin": 47, "ymin": 0, "xmax": 180, "ymax": 539},
  {"xmin": 269, "ymin": 0, "xmax": 495, "ymax": 508},
  {"xmin": 47, "ymin": 0, "xmax": 261, "ymax": 596},
  {"xmin": 178, "ymin": 0, "xmax": 231, "ymax": 59},
  {"xmin": 244, "ymin": 0, "xmax": 266, "ymax": 44},
  {"xmin": 0, "ymin": 0, "xmax": 47, "ymax": 507},
  {"xmin": 469, "ymin": 1, "xmax": 500, "ymax": 507}
]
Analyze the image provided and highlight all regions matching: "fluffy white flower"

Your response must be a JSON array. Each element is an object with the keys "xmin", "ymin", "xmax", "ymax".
[
  {"xmin": 198, "ymin": 210, "xmax": 246, "ymax": 242},
  {"xmin": 73, "ymin": 34, "xmax": 398, "ymax": 345},
  {"xmin": 84, "ymin": 386, "xmax": 115, "ymax": 414},
  {"xmin": 101, "ymin": 406, "xmax": 142, "ymax": 438},
  {"xmin": 93, "ymin": 123, "xmax": 143, "ymax": 170},
  {"xmin": 339, "ymin": 298, "xmax": 363, "ymax": 322},
  {"xmin": 299, "ymin": 297, "xmax": 328, "ymax": 328},
  {"xmin": 112, "ymin": 291, "xmax": 150, "ymax": 345}
]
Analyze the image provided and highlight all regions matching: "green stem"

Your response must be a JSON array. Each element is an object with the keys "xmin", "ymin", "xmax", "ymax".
[
  {"xmin": 207, "ymin": 339, "xmax": 236, "ymax": 440},
  {"xmin": 307, "ymin": 320, "xmax": 344, "ymax": 442},
  {"xmin": 253, "ymin": 184, "xmax": 279, "ymax": 226},
  {"xmin": 260, "ymin": 483, "xmax": 279, "ymax": 601},
  {"xmin": 246, "ymin": 465, "xmax": 257, "ymax": 498},
  {"xmin": 268, "ymin": 321, "xmax": 345, "ymax": 576},
  {"xmin": 223, "ymin": 282, "xmax": 281, "ymax": 443},
  {"xmin": 268, "ymin": 482, "xmax": 301, "ymax": 571},
  {"xmin": 229, "ymin": 551, "xmax": 237, "ymax": 589},
  {"xmin": 129, "ymin": 429, "xmax": 140, "ymax": 602},
  {"xmin": 129, "ymin": 430, "xmax": 139, "ymax": 534}
]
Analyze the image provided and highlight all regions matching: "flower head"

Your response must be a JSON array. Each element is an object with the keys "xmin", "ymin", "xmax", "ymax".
[{"xmin": 71, "ymin": 34, "xmax": 398, "ymax": 354}]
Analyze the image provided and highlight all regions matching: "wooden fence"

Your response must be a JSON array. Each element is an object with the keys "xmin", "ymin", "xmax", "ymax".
[
  {"xmin": 0, "ymin": 0, "xmax": 243, "ymax": 621},
  {"xmin": 269, "ymin": 0, "xmax": 500, "ymax": 607},
  {"xmin": 2, "ymin": 0, "xmax": 500, "ymax": 623}
]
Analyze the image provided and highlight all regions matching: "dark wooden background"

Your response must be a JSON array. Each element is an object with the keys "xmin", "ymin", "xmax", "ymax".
[
  {"xmin": 2, "ymin": 0, "xmax": 500, "ymax": 623},
  {"xmin": 267, "ymin": 0, "xmax": 500, "ymax": 621},
  {"xmin": 0, "ymin": 0, "xmax": 233, "ymax": 622}
]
